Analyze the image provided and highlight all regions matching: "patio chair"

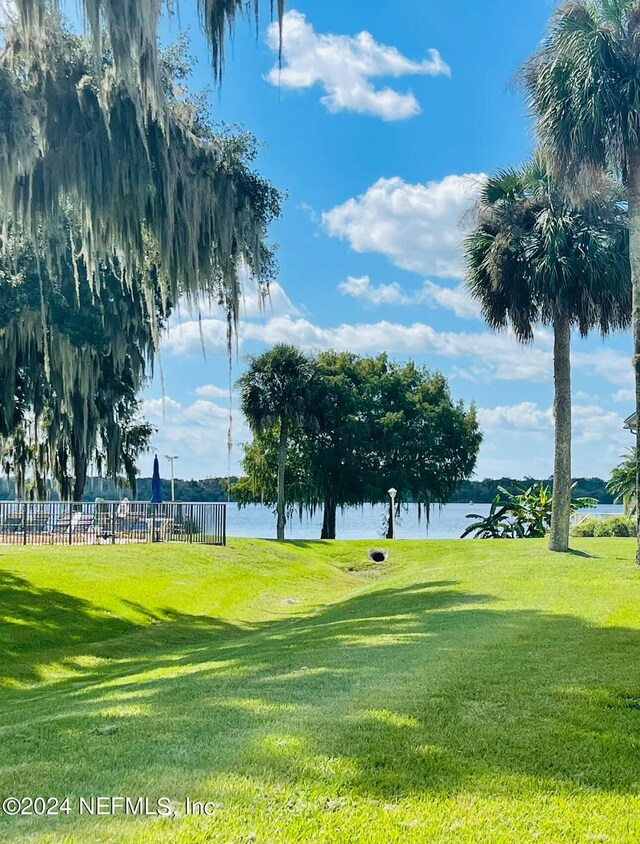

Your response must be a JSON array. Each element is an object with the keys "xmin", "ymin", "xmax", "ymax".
[
  {"xmin": 0, "ymin": 512, "xmax": 24, "ymax": 535},
  {"xmin": 52, "ymin": 511, "xmax": 95, "ymax": 538},
  {"xmin": 25, "ymin": 511, "xmax": 51, "ymax": 535}
]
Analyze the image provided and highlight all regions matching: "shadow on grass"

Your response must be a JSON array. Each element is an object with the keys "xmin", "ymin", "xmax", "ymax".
[
  {"xmin": 1, "ymin": 567, "xmax": 640, "ymax": 838},
  {"xmin": 0, "ymin": 572, "xmax": 139, "ymax": 685}
]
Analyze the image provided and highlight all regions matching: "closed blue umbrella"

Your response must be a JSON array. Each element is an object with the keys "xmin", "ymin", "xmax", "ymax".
[{"xmin": 150, "ymin": 455, "xmax": 162, "ymax": 503}]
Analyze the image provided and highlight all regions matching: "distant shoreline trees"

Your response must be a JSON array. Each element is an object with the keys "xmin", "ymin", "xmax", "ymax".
[{"xmin": 0, "ymin": 474, "xmax": 615, "ymax": 506}]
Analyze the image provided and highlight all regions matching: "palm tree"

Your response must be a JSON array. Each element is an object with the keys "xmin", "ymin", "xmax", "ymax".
[
  {"xmin": 607, "ymin": 448, "xmax": 638, "ymax": 517},
  {"xmin": 524, "ymin": 0, "xmax": 640, "ymax": 560},
  {"xmin": 238, "ymin": 344, "xmax": 317, "ymax": 540},
  {"xmin": 464, "ymin": 156, "xmax": 629, "ymax": 551}
]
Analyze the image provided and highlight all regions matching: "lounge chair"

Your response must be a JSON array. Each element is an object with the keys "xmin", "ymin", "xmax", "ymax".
[
  {"xmin": 52, "ymin": 512, "xmax": 95, "ymax": 538},
  {"xmin": 0, "ymin": 513, "xmax": 24, "ymax": 535}
]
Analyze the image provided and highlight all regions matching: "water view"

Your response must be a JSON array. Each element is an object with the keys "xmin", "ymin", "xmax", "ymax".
[{"xmin": 226, "ymin": 503, "xmax": 624, "ymax": 540}]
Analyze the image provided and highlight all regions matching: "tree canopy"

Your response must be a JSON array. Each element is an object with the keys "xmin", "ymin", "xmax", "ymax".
[
  {"xmin": 0, "ymin": 20, "xmax": 282, "ymax": 500},
  {"xmin": 234, "ymin": 351, "xmax": 481, "ymax": 538},
  {"xmin": 0, "ymin": 16, "xmax": 281, "ymax": 328},
  {"xmin": 465, "ymin": 156, "xmax": 630, "ymax": 342},
  {"xmin": 10, "ymin": 0, "xmax": 285, "ymax": 120},
  {"xmin": 0, "ymin": 218, "xmax": 162, "ymax": 499}
]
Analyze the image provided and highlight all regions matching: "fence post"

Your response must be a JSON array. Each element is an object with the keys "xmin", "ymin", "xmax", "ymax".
[
  {"xmin": 111, "ymin": 503, "xmax": 116, "ymax": 544},
  {"xmin": 22, "ymin": 502, "xmax": 27, "ymax": 545}
]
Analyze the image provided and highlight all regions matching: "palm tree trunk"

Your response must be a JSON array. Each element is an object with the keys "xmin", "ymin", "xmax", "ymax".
[
  {"xmin": 628, "ymin": 150, "xmax": 640, "ymax": 564},
  {"xmin": 276, "ymin": 415, "xmax": 288, "ymax": 540},
  {"xmin": 549, "ymin": 311, "xmax": 571, "ymax": 552}
]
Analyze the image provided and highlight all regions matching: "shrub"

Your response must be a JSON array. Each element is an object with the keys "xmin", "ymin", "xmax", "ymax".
[
  {"xmin": 572, "ymin": 519, "xmax": 598, "ymax": 537},
  {"xmin": 572, "ymin": 516, "xmax": 636, "ymax": 538}
]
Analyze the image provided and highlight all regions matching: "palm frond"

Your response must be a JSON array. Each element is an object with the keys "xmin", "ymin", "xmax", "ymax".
[
  {"xmin": 524, "ymin": 0, "xmax": 640, "ymax": 189},
  {"xmin": 464, "ymin": 154, "xmax": 630, "ymax": 343},
  {"xmin": 238, "ymin": 344, "xmax": 319, "ymax": 435}
]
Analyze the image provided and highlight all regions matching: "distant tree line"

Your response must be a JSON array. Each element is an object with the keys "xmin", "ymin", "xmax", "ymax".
[
  {"xmin": 449, "ymin": 477, "xmax": 614, "ymax": 505},
  {"xmin": 0, "ymin": 476, "xmax": 237, "ymax": 503},
  {"xmin": 0, "ymin": 473, "xmax": 616, "ymax": 506}
]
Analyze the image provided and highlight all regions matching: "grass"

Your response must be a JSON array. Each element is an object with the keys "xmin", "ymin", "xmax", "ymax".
[{"xmin": 1, "ymin": 537, "xmax": 640, "ymax": 842}]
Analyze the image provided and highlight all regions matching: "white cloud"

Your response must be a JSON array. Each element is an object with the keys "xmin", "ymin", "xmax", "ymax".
[
  {"xmin": 613, "ymin": 388, "xmax": 634, "ymax": 402},
  {"xmin": 173, "ymin": 272, "xmax": 298, "ymax": 323},
  {"xmin": 475, "ymin": 400, "xmax": 631, "ymax": 479},
  {"xmin": 195, "ymin": 384, "xmax": 234, "ymax": 399},
  {"xmin": 141, "ymin": 396, "xmax": 250, "ymax": 479},
  {"xmin": 572, "ymin": 347, "xmax": 633, "ymax": 388},
  {"xmin": 162, "ymin": 313, "xmax": 553, "ymax": 383},
  {"xmin": 266, "ymin": 10, "xmax": 449, "ymax": 121},
  {"xmin": 238, "ymin": 280, "xmax": 299, "ymax": 320},
  {"xmin": 338, "ymin": 275, "xmax": 411, "ymax": 306},
  {"xmin": 323, "ymin": 174, "xmax": 485, "ymax": 277},
  {"xmin": 163, "ymin": 317, "xmax": 229, "ymax": 357},
  {"xmin": 161, "ymin": 311, "xmax": 633, "ymax": 395},
  {"xmin": 574, "ymin": 390, "xmax": 599, "ymax": 402},
  {"xmin": 339, "ymin": 274, "xmax": 480, "ymax": 319},
  {"xmin": 298, "ymin": 202, "xmax": 319, "ymax": 225},
  {"xmin": 419, "ymin": 281, "xmax": 480, "ymax": 319},
  {"xmin": 571, "ymin": 403, "xmax": 627, "ymax": 445},
  {"xmin": 243, "ymin": 317, "xmax": 550, "ymax": 367},
  {"xmin": 164, "ymin": 273, "xmax": 300, "ymax": 357},
  {"xmin": 477, "ymin": 402, "xmax": 553, "ymax": 433}
]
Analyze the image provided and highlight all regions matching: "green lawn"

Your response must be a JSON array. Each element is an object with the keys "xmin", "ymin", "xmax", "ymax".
[{"xmin": 1, "ymin": 538, "xmax": 640, "ymax": 843}]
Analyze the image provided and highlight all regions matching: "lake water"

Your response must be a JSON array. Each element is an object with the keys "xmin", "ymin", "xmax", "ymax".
[{"xmin": 226, "ymin": 503, "xmax": 624, "ymax": 540}]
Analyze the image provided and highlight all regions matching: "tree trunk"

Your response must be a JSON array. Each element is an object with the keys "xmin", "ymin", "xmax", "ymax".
[
  {"xmin": 55, "ymin": 444, "xmax": 72, "ymax": 501},
  {"xmin": 628, "ymin": 150, "xmax": 640, "ymax": 564},
  {"xmin": 320, "ymin": 499, "xmax": 336, "ymax": 539},
  {"xmin": 549, "ymin": 312, "xmax": 572, "ymax": 552},
  {"xmin": 276, "ymin": 415, "xmax": 288, "ymax": 540},
  {"xmin": 73, "ymin": 452, "xmax": 88, "ymax": 502}
]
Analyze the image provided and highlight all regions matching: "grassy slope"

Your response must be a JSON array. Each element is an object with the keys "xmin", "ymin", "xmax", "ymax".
[{"xmin": 1, "ymin": 538, "xmax": 640, "ymax": 843}]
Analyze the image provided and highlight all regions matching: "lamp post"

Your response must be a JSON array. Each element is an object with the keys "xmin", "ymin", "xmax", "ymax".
[
  {"xmin": 388, "ymin": 487, "xmax": 397, "ymax": 539},
  {"xmin": 165, "ymin": 455, "xmax": 178, "ymax": 502}
]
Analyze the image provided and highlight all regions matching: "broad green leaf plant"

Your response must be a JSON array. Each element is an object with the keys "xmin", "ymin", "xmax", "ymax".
[{"xmin": 462, "ymin": 482, "xmax": 597, "ymax": 539}]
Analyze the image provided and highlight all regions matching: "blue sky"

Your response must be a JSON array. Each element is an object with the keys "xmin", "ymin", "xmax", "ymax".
[{"xmin": 140, "ymin": 0, "xmax": 633, "ymax": 481}]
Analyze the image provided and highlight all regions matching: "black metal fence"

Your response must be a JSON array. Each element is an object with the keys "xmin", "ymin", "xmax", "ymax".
[{"xmin": 0, "ymin": 501, "xmax": 226, "ymax": 546}]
